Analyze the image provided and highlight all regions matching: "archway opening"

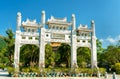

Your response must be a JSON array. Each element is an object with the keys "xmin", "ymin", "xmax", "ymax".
[
  {"xmin": 45, "ymin": 43, "xmax": 71, "ymax": 68},
  {"xmin": 45, "ymin": 43, "xmax": 55, "ymax": 68},
  {"xmin": 77, "ymin": 47, "xmax": 91, "ymax": 68},
  {"xmin": 20, "ymin": 44, "xmax": 39, "ymax": 71},
  {"xmin": 56, "ymin": 43, "xmax": 71, "ymax": 68}
]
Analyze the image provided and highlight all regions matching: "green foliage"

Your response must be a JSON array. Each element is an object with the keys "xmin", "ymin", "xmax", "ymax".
[
  {"xmin": 78, "ymin": 68, "xmax": 91, "ymax": 73},
  {"xmin": 0, "ymin": 48, "xmax": 8, "ymax": 65},
  {"xmin": 0, "ymin": 36, "xmax": 6, "ymax": 50},
  {"xmin": 77, "ymin": 47, "xmax": 90, "ymax": 68},
  {"xmin": 20, "ymin": 44, "xmax": 39, "ymax": 67},
  {"xmin": 98, "ymin": 40, "xmax": 120, "ymax": 72},
  {"xmin": 0, "ymin": 36, "xmax": 8, "ymax": 65},
  {"xmin": 45, "ymin": 44, "xmax": 55, "ymax": 68},
  {"xmin": 3, "ymin": 29, "xmax": 14, "ymax": 66},
  {"xmin": 99, "ymin": 68, "xmax": 106, "ymax": 74},
  {"xmin": 21, "ymin": 67, "xmax": 40, "ymax": 73},
  {"xmin": 0, "ymin": 63, "xmax": 4, "ymax": 69},
  {"xmin": 97, "ymin": 39, "xmax": 105, "ymax": 67},
  {"xmin": 7, "ymin": 66, "xmax": 14, "ymax": 74},
  {"xmin": 97, "ymin": 39, "xmax": 104, "ymax": 54},
  {"xmin": 104, "ymin": 45, "xmax": 120, "ymax": 66},
  {"xmin": 54, "ymin": 51, "xmax": 60, "ymax": 65},
  {"xmin": 57, "ymin": 43, "xmax": 71, "ymax": 68},
  {"xmin": 112, "ymin": 63, "xmax": 120, "ymax": 74},
  {"xmin": 21, "ymin": 67, "xmax": 30, "ymax": 72},
  {"xmin": 29, "ymin": 67, "xmax": 39, "ymax": 72},
  {"xmin": 0, "ymin": 31, "xmax": 14, "ymax": 67},
  {"xmin": 70, "ymin": 67, "xmax": 106, "ymax": 76}
]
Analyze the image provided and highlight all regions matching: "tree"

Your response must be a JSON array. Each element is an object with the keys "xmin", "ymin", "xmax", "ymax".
[
  {"xmin": 57, "ymin": 43, "xmax": 71, "ymax": 68},
  {"xmin": 3, "ymin": 29, "xmax": 14, "ymax": 66},
  {"xmin": 0, "ymin": 48, "xmax": 8, "ymax": 69},
  {"xmin": 45, "ymin": 44, "xmax": 55, "ymax": 68},
  {"xmin": 77, "ymin": 47, "xmax": 90, "ymax": 68},
  {"xmin": 20, "ymin": 44, "xmax": 39, "ymax": 67},
  {"xmin": 96, "ymin": 39, "xmax": 105, "ymax": 67},
  {"xmin": 105, "ymin": 45, "xmax": 119, "ymax": 65},
  {"xmin": 0, "ymin": 36, "xmax": 8, "ymax": 67},
  {"xmin": 97, "ymin": 39, "xmax": 104, "ymax": 54},
  {"xmin": 0, "ymin": 36, "xmax": 6, "ymax": 50},
  {"xmin": 112, "ymin": 63, "xmax": 120, "ymax": 74},
  {"xmin": 100, "ymin": 45, "xmax": 120, "ymax": 72}
]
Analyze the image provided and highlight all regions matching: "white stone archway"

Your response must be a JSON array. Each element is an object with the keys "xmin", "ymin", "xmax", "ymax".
[{"xmin": 14, "ymin": 11, "xmax": 97, "ymax": 72}]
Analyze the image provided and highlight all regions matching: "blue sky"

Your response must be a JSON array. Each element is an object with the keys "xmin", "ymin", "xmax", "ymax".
[{"xmin": 0, "ymin": 0, "xmax": 120, "ymax": 48}]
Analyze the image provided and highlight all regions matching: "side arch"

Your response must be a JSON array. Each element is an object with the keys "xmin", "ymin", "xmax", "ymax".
[
  {"xmin": 77, "ymin": 47, "xmax": 91, "ymax": 68},
  {"xmin": 20, "ymin": 44, "xmax": 39, "ymax": 68}
]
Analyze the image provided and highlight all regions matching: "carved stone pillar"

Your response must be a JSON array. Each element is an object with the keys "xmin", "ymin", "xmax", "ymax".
[
  {"xmin": 14, "ymin": 12, "xmax": 22, "ymax": 72},
  {"xmin": 39, "ymin": 11, "xmax": 46, "ymax": 68},
  {"xmin": 17, "ymin": 12, "xmax": 21, "ymax": 31},
  {"xmin": 91, "ymin": 20, "xmax": 97, "ymax": 68},
  {"xmin": 14, "ymin": 31, "xmax": 21, "ymax": 72},
  {"xmin": 71, "ymin": 14, "xmax": 77, "ymax": 68}
]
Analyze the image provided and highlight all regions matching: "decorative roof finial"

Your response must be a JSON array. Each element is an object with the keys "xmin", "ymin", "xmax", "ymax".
[{"xmin": 17, "ymin": 12, "xmax": 21, "ymax": 16}]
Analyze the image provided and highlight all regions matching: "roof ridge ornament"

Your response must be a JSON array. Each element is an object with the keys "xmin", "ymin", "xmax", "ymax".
[
  {"xmin": 22, "ymin": 18, "xmax": 38, "ymax": 27},
  {"xmin": 48, "ymin": 16, "xmax": 67, "ymax": 22},
  {"xmin": 78, "ymin": 24, "xmax": 88, "ymax": 29}
]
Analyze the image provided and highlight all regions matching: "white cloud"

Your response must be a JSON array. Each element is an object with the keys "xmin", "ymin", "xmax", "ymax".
[
  {"xmin": 99, "ymin": 35, "xmax": 120, "ymax": 48},
  {"xmin": 106, "ymin": 36, "xmax": 116, "ymax": 43},
  {"xmin": 99, "ymin": 39, "xmax": 104, "ymax": 42},
  {"xmin": 118, "ymin": 35, "xmax": 120, "ymax": 39}
]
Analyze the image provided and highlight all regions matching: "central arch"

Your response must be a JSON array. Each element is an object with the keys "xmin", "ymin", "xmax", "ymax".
[{"xmin": 45, "ymin": 43, "xmax": 71, "ymax": 68}]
